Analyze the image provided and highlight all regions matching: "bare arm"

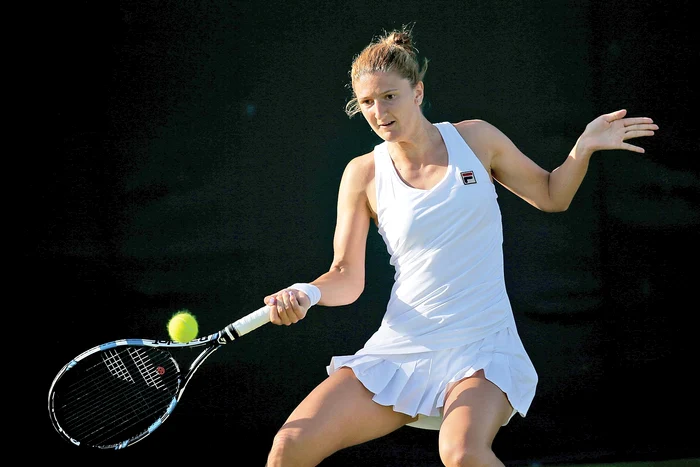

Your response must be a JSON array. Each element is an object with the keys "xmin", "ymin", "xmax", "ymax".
[
  {"xmin": 265, "ymin": 154, "xmax": 373, "ymax": 324},
  {"xmin": 469, "ymin": 109, "xmax": 658, "ymax": 212},
  {"xmin": 311, "ymin": 155, "xmax": 372, "ymax": 306}
]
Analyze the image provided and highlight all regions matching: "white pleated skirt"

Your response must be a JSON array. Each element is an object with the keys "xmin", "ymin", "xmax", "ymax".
[{"xmin": 326, "ymin": 326, "xmax": 538, "ymax": 430}]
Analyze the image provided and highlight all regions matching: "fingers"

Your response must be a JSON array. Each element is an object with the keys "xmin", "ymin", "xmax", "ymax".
[
  {"xmin": 582, "ymin": 112, "xmax": 657, "ymax": 154},
  {"xmin": 617, "ymin": 119, "xmax": 658, "ymax": 153},
  {"xmin": 624, "ymin": 127, "xmax": 657, "ymax": 138},
  {"xmin": 604, "ymin": 108, "xmax": 627, "ymax": 122},
  {"xmin": 621, "ymin": 120, "xmax": 658, "ymax": 146},
  {"xmin": 603, "ymin": 110, "xmax": 657, "ymax": 133},
  {"xmin": 619, "ymin": 142, "xmax": 646, "ymax": 154},
  {"xmin": 623, "ymin": 117, "xmax": 655, "ymax": 127},
  {"xmin": 267, "ymin": 289, "xmax": 307, "ymax": 326}
]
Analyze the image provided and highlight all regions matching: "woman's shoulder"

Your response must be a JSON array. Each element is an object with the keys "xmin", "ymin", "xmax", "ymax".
[
  {"xmin": 453, "ymin": 118, "xmax": 499, "ymax": 136},
  {"xmin": 452, "ymin": 119, "xmax": 509, "ymax": 149},
  {"xmin": 451, "ymin": 119, "xmax": 508, "ymax": 168},
  {"xmin": 342, "ymin": 151, "xmax": 376, "ymax": 186}
]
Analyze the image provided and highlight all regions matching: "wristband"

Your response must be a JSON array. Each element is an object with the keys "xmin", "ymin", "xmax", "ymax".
[{"xmin": 288, "ymin": 283, "xmax": 321, "ymax": 307}]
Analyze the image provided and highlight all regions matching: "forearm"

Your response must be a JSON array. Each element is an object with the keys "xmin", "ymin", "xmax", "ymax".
[
  {"xmin": 310, "ymin": 264, "xmax": 364, "ymax": 307},
  {"xmin": 547, "ymin": 138, "xmax": 594, "ymax": 211}
]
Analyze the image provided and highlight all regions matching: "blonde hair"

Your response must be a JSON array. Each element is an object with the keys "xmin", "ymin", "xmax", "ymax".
[{"xmin": 345, "ymin": 24, "xmax": 429, "ymax": 118}]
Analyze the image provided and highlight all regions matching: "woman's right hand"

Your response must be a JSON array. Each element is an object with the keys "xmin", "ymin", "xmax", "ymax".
[{"xmin": 265, "ymin": 288, "xmax": 311, "ymax": 326}]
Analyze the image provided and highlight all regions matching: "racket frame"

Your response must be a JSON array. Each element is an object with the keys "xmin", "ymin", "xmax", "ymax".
[{"xmin": 48, "ymin": 305, "xmax": 270, "ymax": 449}]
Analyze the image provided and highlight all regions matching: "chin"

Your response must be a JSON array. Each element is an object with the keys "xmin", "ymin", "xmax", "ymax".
[
  {"xmin": 375, "ymin": 125, "xmax": 400, "ymax": 141},
  {"xmin": 375, "ymin": 131, "xmax": 394, "ymax": 142}
]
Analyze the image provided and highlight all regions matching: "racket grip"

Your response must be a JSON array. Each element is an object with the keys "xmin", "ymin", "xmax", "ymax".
[{"xmin": 230, "ymin": 305, "xmax": 271, "ymax": 337}]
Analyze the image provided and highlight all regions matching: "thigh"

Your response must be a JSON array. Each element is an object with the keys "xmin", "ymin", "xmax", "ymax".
[
  {"xmin": 279, "ymin": 367, "xmax": 416, "ymax": 456},
  {"xmin": 439, "ymin": 369, "xmax": 513, "ymax": 448}
]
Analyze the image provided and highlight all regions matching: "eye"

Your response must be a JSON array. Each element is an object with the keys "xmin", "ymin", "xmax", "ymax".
[
  {"xmin": 385, "ymin": 93, "xmax": 396, "ymax": 100},
  {"xmin": 360, "ymin": 99, "xmax": 373, "ymax": 107}
]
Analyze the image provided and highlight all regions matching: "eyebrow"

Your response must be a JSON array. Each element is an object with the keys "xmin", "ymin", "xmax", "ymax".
[{"xmin": 358, "ymin": 88, "xmax": 400, "ymax": 101}]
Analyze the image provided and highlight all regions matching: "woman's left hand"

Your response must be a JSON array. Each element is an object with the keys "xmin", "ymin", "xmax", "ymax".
[{"xmin": 579, "ymin": 109, "xmax": 658, "ymax": 154}]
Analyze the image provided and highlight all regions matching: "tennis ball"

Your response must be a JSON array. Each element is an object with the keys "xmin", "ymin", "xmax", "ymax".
[{"xmin": 167, "ymin": 310, "xmax": 199, "ymax": 343}]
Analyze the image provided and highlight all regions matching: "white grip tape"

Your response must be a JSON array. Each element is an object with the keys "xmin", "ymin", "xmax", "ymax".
[{"xmin": 232, "ymin": 305, "xmax": 271, "ymax": 337}]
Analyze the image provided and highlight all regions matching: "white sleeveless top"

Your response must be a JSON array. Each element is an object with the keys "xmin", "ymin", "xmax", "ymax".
[{"xmin": 358, "ymin": 122, "xmax": 515, "ymax": 356}]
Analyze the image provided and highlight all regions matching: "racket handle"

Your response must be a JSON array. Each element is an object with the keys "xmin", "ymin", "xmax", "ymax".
[{"xmin": 228, "ymin": 305, "xmax": 271, "ymax": 338}]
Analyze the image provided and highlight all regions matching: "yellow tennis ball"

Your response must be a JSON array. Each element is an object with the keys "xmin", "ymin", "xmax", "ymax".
[{"xmin": 167, "ymin": 310, "xmax": 199, "ymax": 343}]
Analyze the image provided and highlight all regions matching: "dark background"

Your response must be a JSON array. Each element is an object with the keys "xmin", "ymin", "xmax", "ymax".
[{"xmin": 30, "ymin": 0, "xmax": 696, "ymax": 465}]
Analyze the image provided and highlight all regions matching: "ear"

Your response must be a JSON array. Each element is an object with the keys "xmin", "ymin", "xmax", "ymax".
[{"xmin": 414, "ymin": 81, "xmax": 424, "ymax": 105}]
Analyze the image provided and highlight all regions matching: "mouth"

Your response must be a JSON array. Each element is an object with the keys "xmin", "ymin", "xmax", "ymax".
[{"xmin": 378, "ymin": 121, "xmax": 395, "ymax": 128}]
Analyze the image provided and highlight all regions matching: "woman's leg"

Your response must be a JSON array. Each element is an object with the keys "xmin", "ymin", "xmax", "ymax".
[
  {"xmin": 438, "ymin": 370, "xmax": 514, "ymax": 467},
  {"xmin": 266, "ymin": 367, "xmax": 417, "ymax": 467}
]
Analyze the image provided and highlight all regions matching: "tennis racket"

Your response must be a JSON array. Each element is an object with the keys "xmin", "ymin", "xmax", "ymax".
[{"xmin": 47, "ymin": 304, "xmax": 271, "ymax": 450}]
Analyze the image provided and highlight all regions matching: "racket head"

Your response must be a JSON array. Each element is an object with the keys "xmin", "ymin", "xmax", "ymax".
[{"xmin": 48, "ymin": 340, "xmax": 183, "ymax": 449}]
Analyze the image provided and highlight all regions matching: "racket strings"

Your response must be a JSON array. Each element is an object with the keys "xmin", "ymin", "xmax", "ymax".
[
  {"xmin": 64, "ymin": 349, "xmax": 173, "ymax": 437},
  {"xmin": 52, "ymin": 346, "xmax": 181, "ymax": 448},
  {"xmin": 103, "ymin": 348, "xmax": 135, "ymax": 383},
  {"xmin": 58, "ymin": 348, "xmax": 178, "ymax": 446}
]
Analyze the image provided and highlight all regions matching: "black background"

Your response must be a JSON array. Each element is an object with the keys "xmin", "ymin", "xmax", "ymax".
[{"xmin": 29, "ymin": 1, "xmax": 697, "ymax": 465}]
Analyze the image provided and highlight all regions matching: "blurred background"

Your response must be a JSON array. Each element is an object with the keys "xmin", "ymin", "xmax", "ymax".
[{"xmin": 30, "ymin": 0, "xmax": 696, "ymax": 465}]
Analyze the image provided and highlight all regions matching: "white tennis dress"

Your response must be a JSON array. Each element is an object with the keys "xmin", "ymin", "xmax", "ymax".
[{"xmin": 326, "ymin": 122, "xmax": 538, "ymax": 430}]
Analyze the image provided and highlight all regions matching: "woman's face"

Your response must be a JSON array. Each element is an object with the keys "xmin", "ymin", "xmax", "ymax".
[{"xmin": 353, "ymin": 71, "xmax": 423, "ymax": 142}]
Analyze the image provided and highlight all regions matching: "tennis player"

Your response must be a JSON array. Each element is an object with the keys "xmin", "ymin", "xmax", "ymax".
[{"xmin": 262, "ymin": 25, "xmax": 658, "ymax": 467}]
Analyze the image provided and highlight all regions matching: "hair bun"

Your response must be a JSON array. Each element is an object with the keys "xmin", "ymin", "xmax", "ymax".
[{"xmin": 390, "ymin": 31, "xmax": 412, "ymax": 47}]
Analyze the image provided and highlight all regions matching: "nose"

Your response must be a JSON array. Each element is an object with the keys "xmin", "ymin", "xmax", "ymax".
[{"xmin": 372, "ymin": 100, "xmax": 387, "ymax": 120}]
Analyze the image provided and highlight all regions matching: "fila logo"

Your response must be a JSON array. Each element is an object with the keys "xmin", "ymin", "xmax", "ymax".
[{"xmin": 460, "ymin": 171, "xmax": 477, "ymax": 185}]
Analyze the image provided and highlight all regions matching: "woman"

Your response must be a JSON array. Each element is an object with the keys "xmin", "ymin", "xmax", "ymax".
[{"xmin": 262, "ymin": 26, "xmax": 657, "ymax": 467}]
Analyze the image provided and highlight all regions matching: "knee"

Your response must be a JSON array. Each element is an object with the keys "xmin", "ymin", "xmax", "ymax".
[
  {"xmin": 267, "ymin": 429, "xmax": 302, "ymax": 466},
  {"xmin": 267, "ymin": 427, "xmax": 318, "ymax": 467},
  {"xmin": 439, "ymin": 440, "xmax": 496, "ymax": 467}
]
